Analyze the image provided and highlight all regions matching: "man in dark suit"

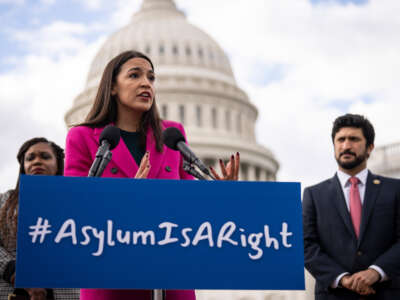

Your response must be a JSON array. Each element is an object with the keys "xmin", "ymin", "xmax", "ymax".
[{"xmin": 303, "ymin": 113, "xmax": 400, "ymax": 299}]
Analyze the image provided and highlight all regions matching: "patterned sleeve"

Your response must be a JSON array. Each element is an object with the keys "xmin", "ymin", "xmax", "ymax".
[{"xmin": 0, "ymin": 191, "xmax": 15, "ymax": 279}]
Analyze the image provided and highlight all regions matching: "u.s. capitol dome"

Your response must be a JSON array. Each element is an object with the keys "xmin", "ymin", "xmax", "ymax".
[{"xmin": 65, "ymin": 0, "xmax": 279, "ymax": 181}]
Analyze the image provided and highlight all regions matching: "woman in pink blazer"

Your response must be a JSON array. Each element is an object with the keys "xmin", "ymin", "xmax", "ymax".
[
  {"xmin": 65, "ymin": 119, "xmax": 191, "ymax": 181},
  {"xmin": 65, "ymin": 50, "xmax": 239, "ymax": 300}
]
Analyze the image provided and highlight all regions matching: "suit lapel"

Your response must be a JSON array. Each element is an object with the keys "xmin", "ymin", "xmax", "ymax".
[
  {"xmin": 332, "ymin": 174, "xmax": 357, "ymax": 239},
  {"xmin": 94, "ymin": 126, "xmax": 138, "ymax": 177},
  {"xmin": 358, "ymin": 171, "xmax": 381, "ymax": 245},
  {"xmin": 146, "ymin": 124, "xmax": 166, "ymax": 179},
  {"xmin": 94, "ymin": 124, "xmax": 166, "ymax": 178}
]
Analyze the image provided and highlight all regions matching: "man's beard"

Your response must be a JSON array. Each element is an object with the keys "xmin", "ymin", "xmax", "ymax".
[{"xmin": 336, "ymin": 150, "xmax": 368, "ymax": 170}]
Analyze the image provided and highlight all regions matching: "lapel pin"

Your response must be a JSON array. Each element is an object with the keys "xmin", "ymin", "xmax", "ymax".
[
  {"xmin": 111, "ymin": 167, "xmax": 118, "ymax": 174},
  {"xmin": 373, "ymin": 179, "xmax": 380, "ymax": 185},
  {"xmin": 165, "ymin": 166, "xmax": 171, "ymax": 172}
]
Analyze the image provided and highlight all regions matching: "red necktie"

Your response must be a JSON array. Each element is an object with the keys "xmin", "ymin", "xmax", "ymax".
[{"xmin": 349, "ymin": 177, "xmax": 362, "ymax": 238}]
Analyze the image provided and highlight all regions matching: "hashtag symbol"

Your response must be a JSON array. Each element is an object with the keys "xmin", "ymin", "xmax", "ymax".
[{"xmin": 29, "ymin": 217, "xmax": 52, "ymax": 243}]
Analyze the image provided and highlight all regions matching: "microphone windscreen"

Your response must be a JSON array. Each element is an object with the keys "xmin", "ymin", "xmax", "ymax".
[
  {"xmin": 162, "ymin": 127, "xmax": 186, "ymax": 150},
  {"xmin": 99, "ymin": 125, "xmax": 121, "ymax": 150}
]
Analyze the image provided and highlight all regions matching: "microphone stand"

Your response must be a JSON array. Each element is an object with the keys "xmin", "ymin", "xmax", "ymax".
[
  {"xmin": 95, "ymin": 150, "xmax": 112, "ymax": 177},
  {"xmin": 88, "ymin": 149, "xmax": 113, "ymax": 178},
  {"xmin": 90, "ymin": 145, "xmax": 164, "ymax": 300},
  {"xmin": 151, "ymin": 289, "xmax": 166, "ymax": 300},
  {"xmin": 88, "ymin": 141, "xmax": 110, "ymax": 177},
  {"xmin": 152, "ymin": 159, "xmax": 208, "ymax": 300},
  {"xmin": 182, "ymin": 159, "xmax": 206, "ymax": 180}
]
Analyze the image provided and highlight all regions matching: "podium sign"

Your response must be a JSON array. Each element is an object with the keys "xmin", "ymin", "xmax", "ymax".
[{"xmin": 16, "ymin": 175, "xmax": 304, "ymax": 290}]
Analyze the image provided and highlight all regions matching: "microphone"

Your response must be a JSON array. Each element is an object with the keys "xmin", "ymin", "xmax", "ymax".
[
  {"xmin": 88, "ymin": 125, "xmax": 120, "ymax": 177},
  {"xmin": 182, "ymin": 160, "xmax": 206, "ymax": 180},
  {"xmin": 162, "ymin": 127, "xmax": 212, "ymax": 179}
]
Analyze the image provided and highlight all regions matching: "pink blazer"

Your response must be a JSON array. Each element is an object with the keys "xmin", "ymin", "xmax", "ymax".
[
  {"xmin": 65, "ymin": 120, "xmax": 193, "ymax": 181},
  {"xmin": 64, "ymin": 120, "xmax": 195, "ymax": 300}
]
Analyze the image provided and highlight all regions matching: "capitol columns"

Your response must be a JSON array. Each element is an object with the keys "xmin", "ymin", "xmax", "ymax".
[{"xmin": 247, "ymin": 164, "xmax": 257, "ymax": 182}]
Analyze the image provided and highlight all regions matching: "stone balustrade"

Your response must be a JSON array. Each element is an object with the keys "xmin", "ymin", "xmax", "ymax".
[{"xmin": 369, "ymin": 142, "xmax": 400, "ymax": 178}]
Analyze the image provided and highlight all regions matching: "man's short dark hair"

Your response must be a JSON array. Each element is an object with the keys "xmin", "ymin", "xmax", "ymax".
[{"xmin": 331, "ymin": 114, "xmax": 375, "ymax": 147}]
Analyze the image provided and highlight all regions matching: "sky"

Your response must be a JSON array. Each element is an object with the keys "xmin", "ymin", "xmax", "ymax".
[{"xmin": 0, "ymin": 0, "xmax": 399, "ymax": 192}]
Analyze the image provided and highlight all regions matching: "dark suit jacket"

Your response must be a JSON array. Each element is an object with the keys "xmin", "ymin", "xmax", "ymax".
[{"xmin": 303, "ymin": 171, "xmax": 400, "ymax": 300}]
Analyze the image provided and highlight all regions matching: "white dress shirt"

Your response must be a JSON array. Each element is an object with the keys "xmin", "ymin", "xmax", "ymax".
[
  {"xmin": 332, "ymin": 168, "xmax": 387, "ymax": 288},
  {"xmin": 337, "ymin": 168, "xmax": 368, "ymax": 210}
]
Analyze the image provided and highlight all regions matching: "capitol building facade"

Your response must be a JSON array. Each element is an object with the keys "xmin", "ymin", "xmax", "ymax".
[
  {"xmin": 65, "ymin": 0, "xmax": 314, "ymax": 299},
  {"xmin": 65, "ymin": 0, "xmax": 279, "ymax": 182},
  {"xmin": 369, "ymin": 142, "xmax": 400, "ymax": 179}
]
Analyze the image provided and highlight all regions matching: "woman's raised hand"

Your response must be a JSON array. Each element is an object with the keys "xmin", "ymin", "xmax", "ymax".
[
  {"xmin": 209, "ymin": 152, "xmax": 240, "ymax": 181},
  {"xmin": 134, "ymin": 151, "xmax": 151, "ymax": 179}
]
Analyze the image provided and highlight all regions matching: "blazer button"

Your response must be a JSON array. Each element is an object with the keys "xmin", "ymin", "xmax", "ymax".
[
  {"xmin": 111, "ymin": 167, "xmax": 118, "ymax": 174},
  {"xmin": 165, "ymin": 166, "xmax": 171, "ymax": 172},
  {"xmin": 357, "ymin": 251, "xmax": 363, "ymax": 256}
]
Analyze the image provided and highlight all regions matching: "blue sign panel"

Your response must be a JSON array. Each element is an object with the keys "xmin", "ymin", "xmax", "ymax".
[{"xmin": 16, "ymin": 175, "xmax": 304, "ymax": 290}]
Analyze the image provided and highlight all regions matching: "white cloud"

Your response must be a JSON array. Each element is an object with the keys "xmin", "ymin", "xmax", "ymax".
[
  {"xmin": 72, "ymin": 0, "xmax": 139, "ymax": 12},
  {"xmin": 109, "ymin": 0, "xmax": 141, "ymax": 28},
  {"xmin": 178, "ymin": 0, "xmax": 400, "ymax": 187},
  {"xmin": 0, "ymin": 24, "xmax": 106, "ymax": 191},
  {"xmin": 40, "ymin": 0, "xmax": 55, "ymax": 5},
  {"xmin": 9, "ymin": 21, "xmax": 104, "ymax": 57},
  {"xmin": 0, "ymin": 0, "xmax": 24, "ymax": 4},
  {"xmin": 71, "ymin": 0, "xmax": 102, "ymax": 10},
  {"xmin": 85, "ymin": 0, "xmax": 104, "ymax": 10}
]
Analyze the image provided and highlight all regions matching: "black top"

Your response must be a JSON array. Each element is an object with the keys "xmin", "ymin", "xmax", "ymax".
[{"xmin": 119, "ymin": 129, "xmax": 145, "ymax": 166}]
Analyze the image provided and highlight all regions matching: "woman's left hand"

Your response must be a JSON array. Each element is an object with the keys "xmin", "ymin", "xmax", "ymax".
[
  {"xmin": 209, "ymin": 152, "xmax": 240, "ymax": 181},
  {"xmin": 135, "ymin": 151, "xmax": 151, "ymax": 179}
]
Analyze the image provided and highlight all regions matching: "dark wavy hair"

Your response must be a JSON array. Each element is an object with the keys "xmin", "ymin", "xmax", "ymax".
[
  {"xmin": 0, "ymin": 137, "xmax": 64, "ymax": 250},
  {"xmin": 331, "ymin": 113, "xmax": 375, "ymax": 147},
  {"xmin": 79, "ymin": 50, "xmax": 163, "ymax": 152}
]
